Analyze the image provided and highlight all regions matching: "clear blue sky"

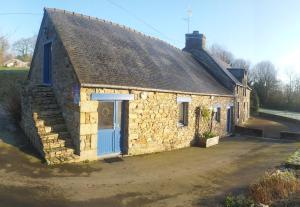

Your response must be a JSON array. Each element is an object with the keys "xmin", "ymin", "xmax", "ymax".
[{"xmin": 1, "ymin": 0, "xmax": 300, "ymax": 77}]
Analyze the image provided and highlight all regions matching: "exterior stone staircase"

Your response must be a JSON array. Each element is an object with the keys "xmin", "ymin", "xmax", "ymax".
[{"xmin": 30, "ymin": 85, "xmax": 79, "ymax": 164}]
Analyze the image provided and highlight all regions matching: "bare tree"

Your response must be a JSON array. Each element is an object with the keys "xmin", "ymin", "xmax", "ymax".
[
  {"xmin": 250, "ymin": 61, "xmax": 278, "ymax": 106},
  {"xmin": 0, "ymin": 34, "xmax": 9, "ymax": 65},
  {"xmin": 231, "ymin": 58, "xmax": 251, "ymax": 70},
  {"xmin": 13, "ymin": 35, "xmax": 37, "ymax": 61},
  {"xmin": 209, "ymin": 44, "xmax": 234, "ymax": 65}
]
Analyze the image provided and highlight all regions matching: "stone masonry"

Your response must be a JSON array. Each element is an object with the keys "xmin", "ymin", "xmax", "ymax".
[{"xmin": 79, "ymin": 87, "xmax": 233, "ymax": 159}]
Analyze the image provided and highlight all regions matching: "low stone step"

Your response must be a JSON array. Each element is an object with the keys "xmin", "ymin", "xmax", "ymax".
[
  {"xmin": 58, "ymin": 131, "xmax": 70, "ymax": 137},
  {"xmin": 33, "ymin": 103, "xmax": 58, "ymax": 110},
  {"xmin": 33, "ymin": 90, "xmax": 54, "ymax": 96},
  {"xmin": 45, "ymin": 147, "xmax": 74, "ymax": 157},
  {"xmin": 39, "ymin": 109, "xmax": 60, "ymax": 116},
  {"xmin": 32, "ymin": 95, "xmax": 56, "ymax": 100},
  {"xmin": 41, "ymin": 133, "xmax": 59, "ymax": 141},
  {"xmin": 32, "ymin": 99, "xmax": 57, "ymax": 105},
  {"xmin": 36, "ymin": 117, "xmax": 65, "ymax": 127},
  {"xmin": 46, "ymin": 154, "xmax": 79, "ymax": 165},
  {"xmin": 32, "ymin": 87, "xmax": 53, "ymax": 93},
  {"xmin": 43, "ymin": 139, "xmax": 66, "ymax": 149},
  {"xmin": 49, "ymin": 124, "xmax": 66, "ymax": 132},
  {"xmin": 37, "ymin": 126, "xmax": 52, "ymax": 134}
]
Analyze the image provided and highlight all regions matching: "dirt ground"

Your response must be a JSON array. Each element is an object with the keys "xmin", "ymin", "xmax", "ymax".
[
  {"xmin": 243, "ymin": 115, "xmax": 300, "ymax": 138},
  {"xmin": 0, "ymin": 105, "xmax": 299, "ymax": 207}
]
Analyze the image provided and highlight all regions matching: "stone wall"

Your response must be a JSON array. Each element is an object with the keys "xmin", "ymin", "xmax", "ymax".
[
  {"xmin": 28, "ymin": 14, "xmax": 81, "ymax": 154},
  {"xmin": 20, "ymin": 86, "xmax": 45, "ymax": 157},
  {"xmin": 79, "ymin": 87, "xmax": 234, "ymax": 157},
  {"xmin": 235, "ymin": 85, "xmax": 251, "ymax": 125}
]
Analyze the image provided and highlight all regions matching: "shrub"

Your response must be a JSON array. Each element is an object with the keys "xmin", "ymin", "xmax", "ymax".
[
  {"xmin": 224, "ymin": 194, "xmax": 254, "ymax": 207},
  {"xmin": 202, "ymin": 131, "xmax": 216, "ymax": 139},
  {"xmin": 249, "ymin": 170, "xmax": 299, "ymax": 205},
  {"xmin": 201, "ymin": 106, "xmax": 211, "ymax": 121}
]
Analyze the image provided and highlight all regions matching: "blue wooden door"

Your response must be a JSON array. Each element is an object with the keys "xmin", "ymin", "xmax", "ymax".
[
  {"xmin": 227, "ymin": 107, "xmax": 232, "ymax": 133},
  {"xmin": 43, "ymin": 42, "xmax": 52, "ymax": 85},
  {"xmin": 97, "ymin": 101, "xmax": 122, "ymax": 156}
]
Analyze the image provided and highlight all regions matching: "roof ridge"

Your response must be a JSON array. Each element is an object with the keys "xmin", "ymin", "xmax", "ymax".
[{"xmin": 44, "ymin": 7, "xmax": 181, "ymax": 51}]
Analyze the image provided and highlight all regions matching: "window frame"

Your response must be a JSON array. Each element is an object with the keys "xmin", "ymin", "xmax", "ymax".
[
  {"xmin": 215, "ymin": 107, "xmax": 221, "ymax": 123},
  {"xmin": 237, "ymin": 102, "xmax": 240, "ymax": 119},
  {"xmin": 178, "ymin": 102, "xmax": 189, "ymax": 127}
]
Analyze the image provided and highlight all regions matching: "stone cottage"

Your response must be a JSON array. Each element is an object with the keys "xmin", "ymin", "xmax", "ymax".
[{"xmin": 21, "ymin": 8, "xmax": 250, "ymax": 164}]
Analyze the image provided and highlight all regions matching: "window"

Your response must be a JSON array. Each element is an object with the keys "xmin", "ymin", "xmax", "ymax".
[
  {"xmin": 236, "ymin": 87, "xmax": 239, "ymax": 94},
  {"xmin": 237, "ymin": 102, "xmax": 240, "ymax": 119},
  {"xmin": 178, "ymin": 102, "xmax": 188, "ymax": 126},
  {"xmin": 215, "ymin": 107, "xmax": 221, "ymax": 123},
  {"xmin": 243, "ymin": 88, "xmax": 247, "ymax": 96}
]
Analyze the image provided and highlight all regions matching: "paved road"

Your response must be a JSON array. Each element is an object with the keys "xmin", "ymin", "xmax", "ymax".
[
  {"xmin": 260, "ymin": 108, "xmax": 300, "ymax": 121},
  {"xmin": 0, "ymin": 107, "xmax": 298, "ymax": 206},
  {"xmin": 243, "ymin": 116, "xmax": 300, "ymax": 138}
]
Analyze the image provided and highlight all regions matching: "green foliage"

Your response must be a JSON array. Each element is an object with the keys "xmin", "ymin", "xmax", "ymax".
[
  {"xmin": 201, "ymin": 106, "xmax": 211, "ymax": 121},
  {"xmin": 202, "ymin": 131, "xmax": 216, "ymax": 139},
  {"xmin": 286, "ymin": 150, "xmax": 300, "ymax": 167},
  {"xmin": 224, "ymin": 194, "xmax": 254, "ymax": 207}
]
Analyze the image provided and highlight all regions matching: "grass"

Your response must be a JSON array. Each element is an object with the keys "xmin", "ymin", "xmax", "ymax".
[
  {"xmin": 0, "ymin": 67, "xmax": 29, "ymax": 122},
  {"xmin": 286, "ymin": 150, "xmax": 300, "ymax": 168}
]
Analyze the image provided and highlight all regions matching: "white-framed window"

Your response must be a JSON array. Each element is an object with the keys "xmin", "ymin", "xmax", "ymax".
[
  {"xmin": 178, "ymin": 102, "xmax": 188, "ymax": 126},
  {"xmin": 177, "ymin": 97, "xmax": 191, "ymax": 127},
  {"xmin": 215, "ymin": 107, "xmax": 221, "ymax": 123}
]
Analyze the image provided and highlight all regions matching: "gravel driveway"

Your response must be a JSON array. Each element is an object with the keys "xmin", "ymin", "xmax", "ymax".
[{"xmin": 0, "ymin": 107, "xmax": 298, "ymax": 207}]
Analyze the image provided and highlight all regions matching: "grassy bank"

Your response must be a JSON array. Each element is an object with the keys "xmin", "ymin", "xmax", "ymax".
[{"xmin": 0, "ymin": 67, "xmax": 29, "ymax": 102}]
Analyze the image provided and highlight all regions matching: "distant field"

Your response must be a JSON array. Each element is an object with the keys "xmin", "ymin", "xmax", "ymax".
[
  {"xmin": 0, "ymin": 67, "xmax": 29, "ymax": 102},
  {"xmin": 259, "ymin": 108, "xmax": 300, "ymax": 121}
]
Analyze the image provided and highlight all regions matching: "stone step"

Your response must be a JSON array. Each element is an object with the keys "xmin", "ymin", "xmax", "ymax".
[
  {"xmin": 45, "ymin": 147, "xmax": 74, "ymax": 157},
  {"xmin": 46, "ymin": 154, "xmax": 79, "ymax": 165},
  {"xmin": 34, "ymin": 104, "xmax": 59, "ymax": 111},
  {"xmin": 38, "ymin": 127, "xmax": 68, "ymax": 137},
  {"xmin": 32, "ymin": 98, "xmax": 57, "ymax": 105},
  {"xmin": 48, "ymin": 124, "xmax": 66, "ymax": 132},
  {"xmin": 36, "ymin": 117, "xmax": 65, "ymax": 127},
  {"xmin": 33, "ymin": 86, "xmax": 53, "ymax": 90},
  {"xmin": 33, "ymin": 90, "xmax": 54, "ymax": 95},
  {"xmin": 41, "ymin": 132, "xmax": 59, "ymax": 141},
  {"xmin": 44, "ymin": 139, "xmax": 73, "ymax": 150},
  {"xmin": 32, "ymin": 86, "xmax": 53, "ymax": 92},
  {"xmin": 32, "ymin": 92, "xmax": 55, "ymax": 99},
  {"xmin": 38, "ymin": 110, "xmax": 61, "ymax": 117},
  {"xmin": 43, "ymin": 139, "xmax": 67, "ymax": 149}
]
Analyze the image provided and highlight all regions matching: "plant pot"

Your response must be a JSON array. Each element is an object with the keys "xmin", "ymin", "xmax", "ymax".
[{"xmin": 201, "ymin": 136, "xmax": 219, "ymax": 148}]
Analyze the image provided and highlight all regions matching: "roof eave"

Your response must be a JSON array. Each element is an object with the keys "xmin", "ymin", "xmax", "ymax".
[{"xmin": 80, "ymin": 83, "xmax": 234, "ymax": 98}]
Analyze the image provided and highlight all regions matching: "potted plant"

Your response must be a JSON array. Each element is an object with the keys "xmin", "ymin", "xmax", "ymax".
[
  {"xmin": 199, "ymin": 106, "xmax": 220, "ymax": 148},
  {"xmin": 201, "ymin": 131, "xmax": 219, "ymax": 148}
]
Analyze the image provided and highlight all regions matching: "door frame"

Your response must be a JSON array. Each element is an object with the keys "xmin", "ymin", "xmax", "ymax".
[
  {"xmin": 226, "ymin": 105, "xmax": 234, "ymax": 133},
  {"xmin": 92, "ymin": 93, "xmax": 133, "ymax": 158},
  {"xmin": 43, "ymin": 41, "xmax": 52, "ymax": 85},
  {"xmin": 97, "ymin": 100, "xmax": 124, "ymax": 157}
]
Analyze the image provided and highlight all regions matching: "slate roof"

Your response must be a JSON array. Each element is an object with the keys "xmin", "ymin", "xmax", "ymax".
[
  {"xmin": 45, "ymin": 8, "xmax": 232, "ymax": 96},
  {"xmin": 187, "ymin": 48, "xmax": 243, "ymax": 86},
  {"xmin": 227, "ymin": 68, "xmax": 245, "ymax": 83}
]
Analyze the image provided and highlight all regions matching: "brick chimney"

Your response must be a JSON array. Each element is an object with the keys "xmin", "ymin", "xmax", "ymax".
[{"xmin": 183, "ymin": 31, "xmax": 206, "ymax": 51}]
